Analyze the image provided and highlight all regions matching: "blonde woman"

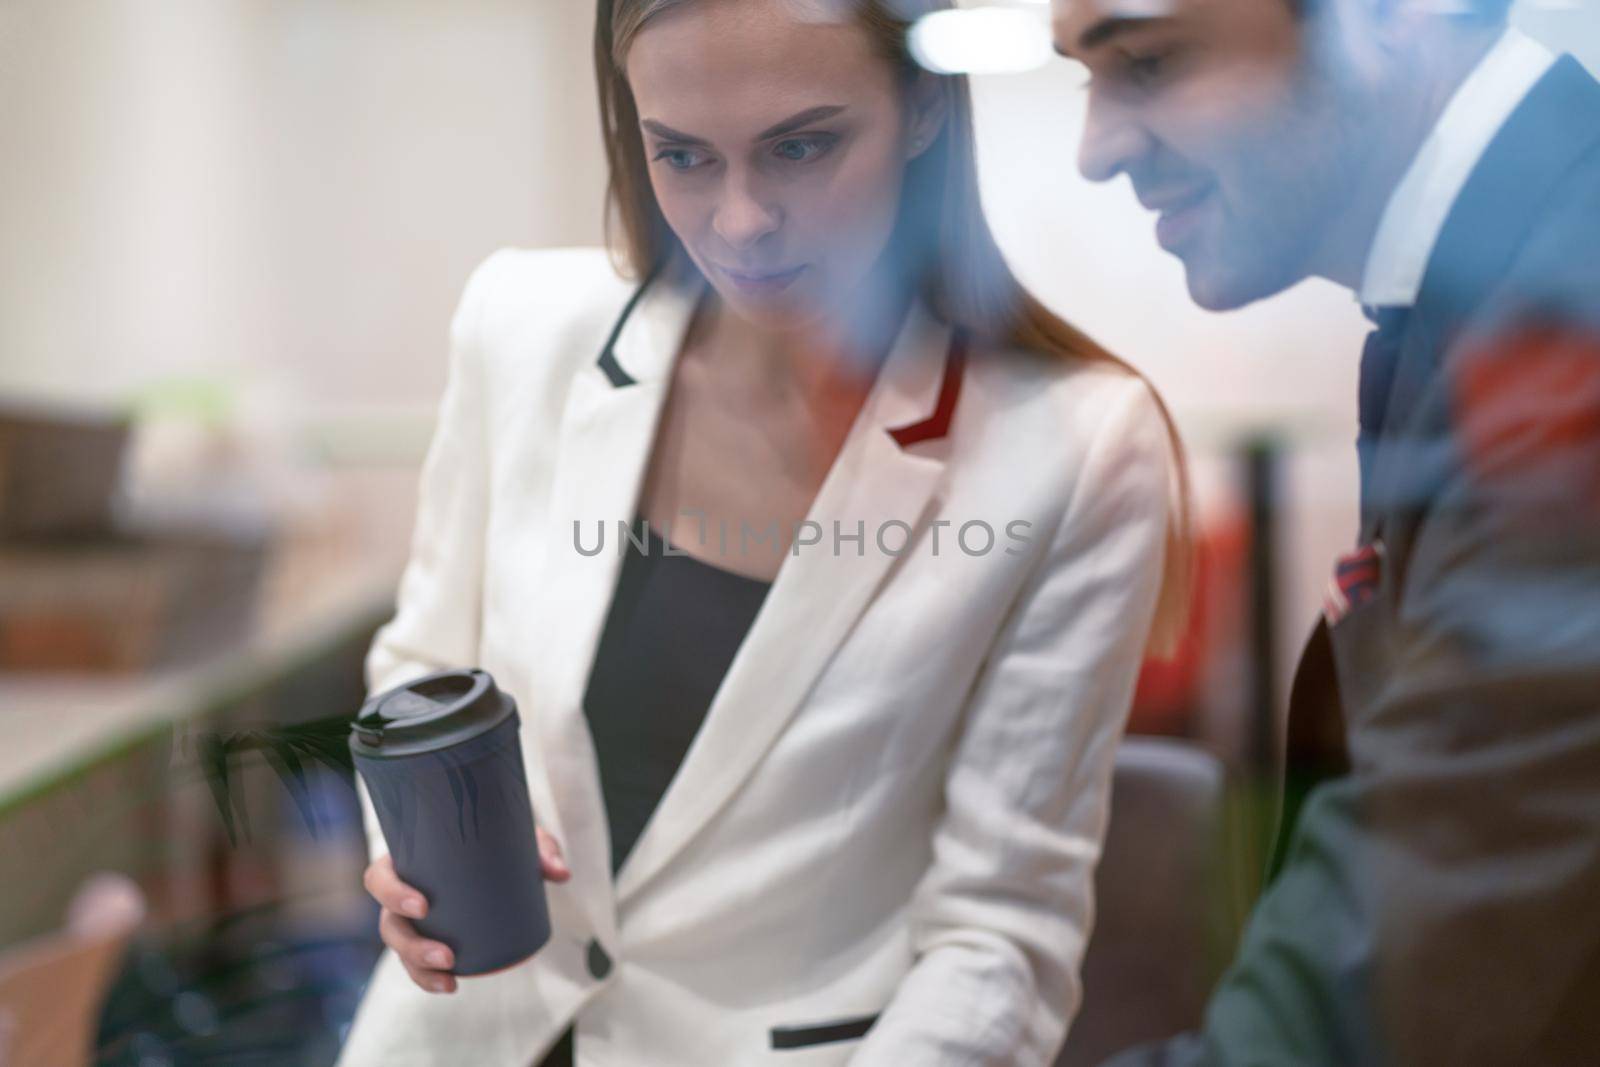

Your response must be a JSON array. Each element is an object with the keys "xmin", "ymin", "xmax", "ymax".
[{"xmin": 340, "ymin": 1, "xmax": 1190, "ymax": 1064}]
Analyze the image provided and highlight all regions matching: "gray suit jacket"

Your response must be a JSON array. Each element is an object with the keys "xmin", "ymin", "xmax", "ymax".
[{"xmin": 1107, "ymin": 55, "xmax": 1600, "ymax": 1067}]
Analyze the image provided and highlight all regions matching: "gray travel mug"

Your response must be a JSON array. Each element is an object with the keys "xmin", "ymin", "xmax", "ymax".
[{"xmin": 349, "ymin": 668, "xmax": 551, "ymax": 975}]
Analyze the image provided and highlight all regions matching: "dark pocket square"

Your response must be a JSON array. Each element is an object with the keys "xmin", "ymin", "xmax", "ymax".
[{"xmin": 770, "ymin": 1013, "xmax": 880, "ymax": 1050}]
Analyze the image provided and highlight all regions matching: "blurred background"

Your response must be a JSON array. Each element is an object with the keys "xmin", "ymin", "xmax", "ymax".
[{"xmin": 2, "ymin": 1, "xmax": 1597, "ymax": 1064}]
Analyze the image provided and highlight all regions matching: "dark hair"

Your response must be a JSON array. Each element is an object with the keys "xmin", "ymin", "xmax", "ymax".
[{"xmin": 1289, "ymin": 0, "xmax": 1513, "ymax": 20}]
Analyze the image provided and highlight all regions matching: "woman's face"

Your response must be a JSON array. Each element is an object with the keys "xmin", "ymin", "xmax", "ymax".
[{"xmin": 625, "ymin": 0, "xmax": 937, "ymax": 334}]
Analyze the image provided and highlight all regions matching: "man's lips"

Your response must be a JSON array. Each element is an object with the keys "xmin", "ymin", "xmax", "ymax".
[
  {"xmin": 1138, "ymin": 186, "xmax": 1209, "ymax": 213},
  {"xmin": 1138, "ymin": 184, "xmax": 1213, "ymax": 252}
]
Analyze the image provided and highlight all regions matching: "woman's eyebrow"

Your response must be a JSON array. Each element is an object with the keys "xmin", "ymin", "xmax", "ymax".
[
  {"xmin": 640, "ymin": 119, "xmax": 709, "ymax": 146},
  {"xmin": 755, "ymin": 105, "xmax": 846, "ymax": 141},
  {"xmin": 639, "ymin": 105, "xmax": 847, "ymax": 147}
]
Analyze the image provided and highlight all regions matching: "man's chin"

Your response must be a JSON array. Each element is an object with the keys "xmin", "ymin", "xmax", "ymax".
[
  {"xmin": 1185, "ymin": 272, "xmax": 1247, "ymax": 312},
  {"xmin": 1178, "ymin": 250, "xmax": 1284, "ymax": 313}
]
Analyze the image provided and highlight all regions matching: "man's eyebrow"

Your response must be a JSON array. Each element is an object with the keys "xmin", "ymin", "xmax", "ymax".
[
  {"xmin": 1059, "ymin": 15, "xmax": 1170, "ymax": 57},
  {"xmin": 755, "ymin": 105, "xmax": 846, "ymax": 142},
  {"xmin": 640, "ymin": 119, "xmax": 710, "ymax": 146}
]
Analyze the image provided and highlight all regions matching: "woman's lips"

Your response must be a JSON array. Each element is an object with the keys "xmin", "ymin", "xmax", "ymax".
[{"xmin": 715, "ymin": 263, "xmax": 806, "ymax": 296}]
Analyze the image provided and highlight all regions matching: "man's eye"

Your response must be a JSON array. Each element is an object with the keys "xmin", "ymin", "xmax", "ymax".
[
  {"xmin": 772, "ymin": 134, "xmax": 836, "ymax": 164},
  {"xmin": 1124, "ymin": 50, "xmax": 1174, "ymax": 88},
  {"xmin": 653, "ymin": 147, "xmax": 709, "ymax": 171}
]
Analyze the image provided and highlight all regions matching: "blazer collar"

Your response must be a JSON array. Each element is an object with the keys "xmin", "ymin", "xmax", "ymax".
[
  {"xmin": 598, "ymin": 256, "xmax": 698, "ymax": 388},
  {"xmin": 1362, "ymin": 55, "xmax": 1600, "ymax": 540},
  {"xmin": 1357, "ymin": 28, "xmax": 1555, "ymax": 309},
  {"xmin": 598, "ymin": 256, "xmax": 967, "ymax": 450},
  {"xmin": 1414, "ymin": 54, "xmax": 1600, "ymax": 332},
  {"xmin": 530, "ymin": 264, "xmax": 968, "ymax": 934}
]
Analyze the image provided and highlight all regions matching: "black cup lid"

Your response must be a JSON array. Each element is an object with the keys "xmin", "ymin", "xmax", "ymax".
[{"xmin": 349, "ymin": 668, "xmax": 516, "ymax": 757}]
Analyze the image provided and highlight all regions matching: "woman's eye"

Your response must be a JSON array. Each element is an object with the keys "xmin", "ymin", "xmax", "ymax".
[
  {"xmin": 771, "ymin": 135, "xmax": 835, "ymax": 164},
  {"xmin": 653, "ymin": 147, "xmax": 709, "ymax": 172}
]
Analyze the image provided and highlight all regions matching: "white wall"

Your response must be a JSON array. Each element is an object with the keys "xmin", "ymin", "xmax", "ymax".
[{"xmin": 0, "ymin": 0, "xmax": 605, "ymax": 412}]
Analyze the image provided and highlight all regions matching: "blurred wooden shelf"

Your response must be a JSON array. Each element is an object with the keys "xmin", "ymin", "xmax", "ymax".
[{"xmin": 0, "ymin": 466, "xmax": 418, "ymax": 815}]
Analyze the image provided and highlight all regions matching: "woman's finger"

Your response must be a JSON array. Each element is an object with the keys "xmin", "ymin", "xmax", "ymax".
[
  {"xmin": 363, "ymin": 854, "xmax": 428, "ymax": 919},
  {"xmin": 380, "ymin": 908, "xmax": 457, "ymax": 991},
  {"xmin": 398, "ymin": 952, "xmax": 458, "ymax": 995},
  {"xmin": 537, "ymin": 827, "xmax": 571, "ymax": 883}
]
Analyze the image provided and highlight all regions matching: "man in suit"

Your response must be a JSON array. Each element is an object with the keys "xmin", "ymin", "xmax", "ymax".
[{"xmin": 1050, "ymin": 0, "xmax": 1600, "ymax": 1063}]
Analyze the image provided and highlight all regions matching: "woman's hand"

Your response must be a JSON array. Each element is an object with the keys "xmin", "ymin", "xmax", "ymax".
[{"xmin": 364, "ymin": 828, "xmax": 571, "ymax": 993}]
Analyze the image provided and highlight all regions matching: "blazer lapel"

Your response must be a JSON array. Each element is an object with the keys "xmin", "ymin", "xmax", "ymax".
[
  {"xmin": 614, "ymin": 305, "xmax": 965, "ymax": 904},
  {"xmin": 1365, "ymin": 56, "xmax": 1600, "ymax": 540},
  {"xmin": 525, "ymin": 265, "xmax": 699, "ymax": 941}
]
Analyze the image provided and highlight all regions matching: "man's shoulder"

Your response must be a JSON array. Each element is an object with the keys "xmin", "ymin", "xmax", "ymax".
[
  {"xmin": 1494, "ymin": 139, "xmax": 1600, "ymax": 320},
  {"xmin": 1422, "ymin": 55, "xmax": 1600, "ymax": 336},
  {"xmin": 1482, "ymin": 57, "xmax": 1600, "ymax": 316}
]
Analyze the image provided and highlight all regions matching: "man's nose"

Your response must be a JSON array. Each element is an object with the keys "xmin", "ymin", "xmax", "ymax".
[
  {"xmin": 1077, "ymin": 91, "xmax": 1150, "ymax": 184},
  {"xmin": 712, "ymin": 173, "xmax": 782, "ymax": 253}
]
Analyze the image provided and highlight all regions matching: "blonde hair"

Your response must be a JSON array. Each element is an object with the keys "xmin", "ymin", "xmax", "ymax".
[{"xmin": 594, "ymin": 0, "xmax": 1194, "ymax": 654}]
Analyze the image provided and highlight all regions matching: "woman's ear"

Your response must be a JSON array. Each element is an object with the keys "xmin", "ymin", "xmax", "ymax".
[{"xmin": 905, "ymin": 72, "xmax": 950, "ymax": 160}]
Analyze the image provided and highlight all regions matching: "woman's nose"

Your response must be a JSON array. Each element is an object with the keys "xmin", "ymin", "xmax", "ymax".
[{"xmin": 712, "ymin": 176, "xmax": 781, "ymax": 253}]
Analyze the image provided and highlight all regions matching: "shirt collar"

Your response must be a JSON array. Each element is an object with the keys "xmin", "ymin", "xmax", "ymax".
[{"xmin": 1358, "ymin": 27, "xmax": 1556, "ymax": 311}]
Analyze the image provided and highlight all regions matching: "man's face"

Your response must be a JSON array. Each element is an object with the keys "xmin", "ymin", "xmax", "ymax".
[{"xmin": 1052, "ymin": 0, "xmax": 1365, "ymax": 310}]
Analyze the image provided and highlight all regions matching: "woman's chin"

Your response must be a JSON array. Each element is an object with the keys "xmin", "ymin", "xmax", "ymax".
[{"xmin": 710, "ymin": 284, "xmax": 822, "ymax": 334}]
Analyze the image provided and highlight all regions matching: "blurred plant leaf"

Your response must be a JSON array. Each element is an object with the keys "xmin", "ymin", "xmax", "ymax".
[
  {"xmin": 187, "ymin": 715, "xmax": 356, "ymax": 844},
  {"xmin": 197, "ymin": 734, "xmax": 238, "ymax": 847},
  {"xmin": 257, "ymin": 743, "xmax": 316, "ymax": 837}
]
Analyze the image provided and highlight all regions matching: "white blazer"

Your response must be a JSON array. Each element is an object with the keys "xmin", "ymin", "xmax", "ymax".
[{"xmin": 338, "ymin": 248, "xmax": 1172, "ymax": 1067}]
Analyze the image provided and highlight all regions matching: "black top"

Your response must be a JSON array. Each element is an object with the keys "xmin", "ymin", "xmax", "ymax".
[{"xmin": 581, "ymin": 517, "xmax": 771, "ymax": 875}]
